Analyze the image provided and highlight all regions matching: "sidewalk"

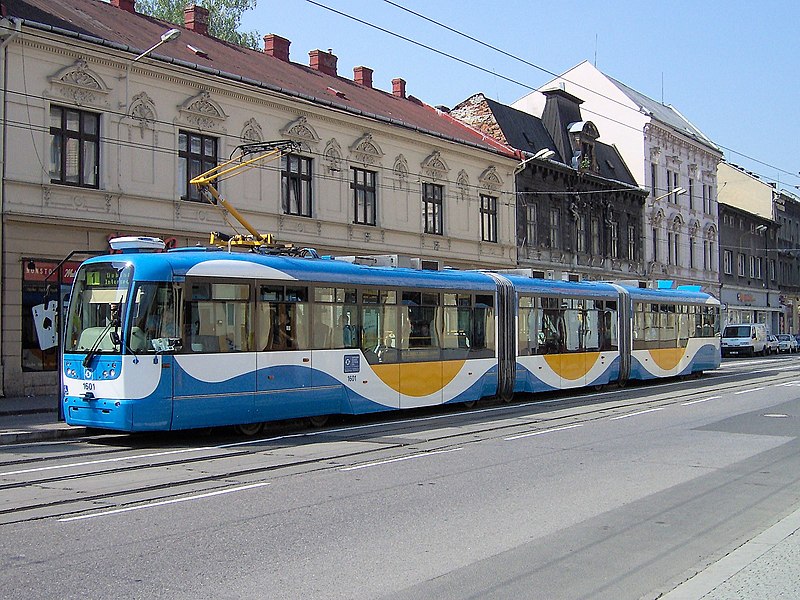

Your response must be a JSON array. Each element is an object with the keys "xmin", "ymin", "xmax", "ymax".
[{"xmin": 0, "ymin": 394, "xmax": 88, "ymax": 445}]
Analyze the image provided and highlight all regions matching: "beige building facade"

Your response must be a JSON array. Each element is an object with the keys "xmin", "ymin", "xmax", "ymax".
[{"xmin": 0, "ymin": 2, "xmax": 517, "ymax": 397}]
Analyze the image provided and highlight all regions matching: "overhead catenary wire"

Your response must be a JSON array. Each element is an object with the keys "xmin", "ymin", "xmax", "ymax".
[{"xmin": 306, "ymin": 0, "xmax": 799, "ymax": 187}]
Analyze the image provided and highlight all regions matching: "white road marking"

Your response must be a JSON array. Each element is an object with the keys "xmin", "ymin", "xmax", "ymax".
[
  {"xmin": 734, "ymin": 387, "xmax": 766, "ymax": 395},
  {"xmin": 339, "ymin": 448, "xmax": 463, "ymax": 471},
  {"xmin": 682, "ymin": 396, "xmax": 721, "ymax": 405},
  {"xmin": 58, "ymin": 482, "xmax": 270, "ymax": 522},
  {"xmin": 504, "ymin": 423, "xmax": 583, "ymax": 441},
  {"xmin": 610, "ymin": 407, "xmax": 666, "ymax": 420}
]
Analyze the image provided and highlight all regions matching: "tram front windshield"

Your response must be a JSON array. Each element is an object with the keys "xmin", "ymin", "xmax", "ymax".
[{"xmin": 64, "ymin": 262, "xmax": 132, "ymax": 354}]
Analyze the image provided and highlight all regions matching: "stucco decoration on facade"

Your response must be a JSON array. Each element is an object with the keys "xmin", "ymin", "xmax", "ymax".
[
  {"xmin": 421, "ymin": 151, "xmax": 449, "ymax": 181},
  {"xmin": 47, "ymin": 58, "xmax": 111, "ymax": 108},
  {"xmin": 178, "ymin": 90, "xmax": 228, "ymax": 132},
  {"xmin": 323, "ymin": 139, "xmax": 343, "ymax": 174},
  {"xmin": 280, "ymin": 115, "xmax": 320, "ymax": 151},
  {"xmin": 240, "ymin": 118, "xmax": 263, "ymax": 143},
  {"xmin": 456, "ymin": 170, "xmax": 469, "ymax": 202},
  {"xmin": 350, "ymin": 133, "xmax": 384, "ymax": 167},
  {"xmin": 128, "ymin": 92, "xmax": 157, "ymax": 139},
  {"xmin": 478, "ymin": 166, "xmax": 503, "ymax": 192}
]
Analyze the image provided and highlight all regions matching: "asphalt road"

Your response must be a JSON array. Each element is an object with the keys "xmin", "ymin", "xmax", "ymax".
[{"xmin": 2, "ymin": 355, "xmax": 800, "ymax": 599}]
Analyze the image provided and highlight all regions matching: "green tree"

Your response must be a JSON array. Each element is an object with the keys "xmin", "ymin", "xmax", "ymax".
[{"xmin": 136, "ymin": 0, "xmax": 261, "ymax": 49}]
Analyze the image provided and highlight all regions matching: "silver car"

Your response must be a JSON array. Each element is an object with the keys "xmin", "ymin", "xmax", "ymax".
[{"xmin": 776, "ymin": 334, "xmax": 797, "ymax": 353}]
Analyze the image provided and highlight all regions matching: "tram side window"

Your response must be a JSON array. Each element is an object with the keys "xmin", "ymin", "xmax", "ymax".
[
  {"xmin": 129, "ymin": 283, "xmax": 177, "ymax": 352},
  {"xmin": 401, "ymin": 291, "xmax": 441, "ymax": 362},
  {"xmin": 600, "ymin": 302, "xmax": 618, "ymax": 351},
  {"xmin": 311, "ymin": 287, "xmax": 358, "ymax": 349},
  {"xmin": 472, "ymin": 294, "xmax": 495, "ymax": 358},
  {"xmin": 538, "ymin": 297, "xmax": 566, "ymax": 354},
  {"xmin": 257, "ymin": 285, "xmax": 309, "ymax": 351},
  {"xmin": 184, "ymin": 282, "xmax": 251, "ymax": 353},
  {"xmin": 661, "ymin": 304, "xmax": 679, "ymax": 348},
  {"xmin": 517, "ymin": 296, "xmax": 536, "ymax": 356},
  {"xmin": 361, "ymin": 289, "xmax": 398, "ymax": 364}
]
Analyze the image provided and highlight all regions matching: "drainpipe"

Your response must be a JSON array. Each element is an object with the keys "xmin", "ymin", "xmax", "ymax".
[{"xmin": 0, "ymin": 17, "xmax": 21, "ymax": 397}]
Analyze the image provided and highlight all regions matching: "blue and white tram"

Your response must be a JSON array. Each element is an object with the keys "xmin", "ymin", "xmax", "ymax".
[{"xmin": 62, "ymin": 243, "xmax": 720, "ymax": 433}]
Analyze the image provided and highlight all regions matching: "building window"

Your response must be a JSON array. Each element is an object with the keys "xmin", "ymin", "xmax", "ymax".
[
  {"xmin": 668, "ymin": 231, "xmax": 676, "ymax": 265},
  {"xmin": 550, "ymin": 207, "xmax": 561, "ymax": 249},
  {"xmin": 650, "ymin": 163, "xmax": 658, "ymax": 197},
  {"xmin": 351, "ymin": 167, "xmax": 376, "ymax": 226},
  {"xmin": 652, "ymin": 227, "xmax": 659, "ymax": 262},
  {"xmin": 592, "ymin": 217, "xmax": 601, "ymax": 255},
  {"xmin": 627, "ymin": 224, "xmax": 636, "ymax": 260},
  {"xmin": 49, "ymin": 105, "xmax": 100, "ymax": 188},
  {"xmin": 282, "ymin": 154, "xmax": 313, "ymax": 217},
  {"xmin": 723, "ymin": 249, "xmax": 733, "ymax": 274},
  {"xmin": 480, "ymin": 194, "xmax": 498, "ymax": 243},
  {"xmin": 737, "ymin": 253, "xmax": 746, "ymax": 277},
  {"xmin": 756, "ymin": 257, "xmax": 763, "ymax": 279},
  {"xmin": 706, "ymin": 240, "xmax": 714, "ymax": 271},
  {"xmin": 689, "ymin": 236, "xmax": 695, "ymax": 269},
  {"xmin": 576, "ymin": 214, "xmax": 587, "ymax": 253},
  {"xmin": 179, "ymin": 131, "xmax": 218, "ymax": 202},
  {"xmin": 610, "ymin": 220, "xmax": 619, "ymax": 258},
  {"xmin": 688, "ymin": 178, "xmax": 694, "ymax": 210},
  {"xmin": 770, "ymin": 259, "xmax": 776, "ymax": 281},
  {"xmin": 526, "ymin": 203, "xmax": 537, "ymax": 247},
  {"xmin": 672, "ymin": 171, "xmax": 680, "ymax": 203},
  {"xmin": 423, "ymin": 182, "xmax": 444, "ymax": 235}
]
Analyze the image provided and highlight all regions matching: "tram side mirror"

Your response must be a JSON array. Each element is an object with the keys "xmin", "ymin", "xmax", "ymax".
[{"xmin": 110, "ymin": 331, "xmax": 121, "ymax": 347}]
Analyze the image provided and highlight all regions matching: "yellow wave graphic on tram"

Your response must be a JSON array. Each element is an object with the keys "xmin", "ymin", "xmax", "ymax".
[
  {"xmin": 543, "ymin": 352, "xmax": 601, "ymax": 381},
  {"xmin": 648, "ymin": 347, "xmax": 686, "ymax": 371},
  {"xmin": 372, "ymin": 360, "xmax": 466, "ymax": 397}
]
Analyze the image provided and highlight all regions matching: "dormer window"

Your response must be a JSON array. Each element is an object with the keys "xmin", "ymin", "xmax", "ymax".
[{"xmin": 569, "ymin": 121, "xmax": 600, "ymax": 172}]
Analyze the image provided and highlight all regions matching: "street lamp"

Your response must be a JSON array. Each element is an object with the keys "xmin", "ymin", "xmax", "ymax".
[
  {"xmin": 123, "ymin": 28, "xmax": 181, "ymax": 115},
  {"xmin": 649, "ymin": 186, "xmax": 686, "ymax": 206},
  {"xmin": 513, "ymin": 148, "xmax": 556, "ymax": 175}
]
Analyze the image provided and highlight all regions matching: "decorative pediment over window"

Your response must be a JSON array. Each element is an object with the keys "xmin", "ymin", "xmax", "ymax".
[
  {"xmin": 350, "ymin": 133, "xmax": 384, "ymax": 166},
  {"xmin": 688, "ymin": 163, "xmax": 699, "ymax": 177},
  {"xmin": 689, "ymin": 220, "xmax": 701, "ymax": 236},
  {"xmin": 178, "ymin": 90, "xmax": 227, "ymax": 132},
  {"xmin": 478, "ymin": 166, "xmax": 503, "ymax": 191},
  {"xmin": 421, "ymin": 151, "xmax": 449, "ymax": 180},
  {"xmin": 650, "ymin": 208, "xmax": 665, "ymax": 226},
  {"xmin": 649, "ymin": 146, "xmax": 662, "ymax": 161},
  {"xmin": 670, "ymin": 215, "xmax": 684, "ymax": 231},
  {"xmin": 323, "ymin": 139, "xmax": 343, "ymax": 173},
  {"xmin": 393, "ymin": 154, "xmax": 409, "ymax": 180},
  {"xmin": 667, "ymin": 155, "xmax": 682, "ymax": 167},
  {"xmin": 456, "ymin": 170, "xmax": 470, "ymax": 201},
  {"xmin": 48, "ymin": 59, "xmax": 110, "ymax": 107},
  {"xmin": 705, "ymin": 224, "xmax": 718, "ymax": 240},
  {"xmin": 280, "ymin": 115, "xmax": 320, "ymax": 150},
  {"xmin": 240, "ymin": 118, "xmax": 263, "ymax": 143}
]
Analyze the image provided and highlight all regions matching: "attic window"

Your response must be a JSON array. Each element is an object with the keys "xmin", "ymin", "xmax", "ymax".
[
  {"xmin": 187, "ymin": 44, "xmax": 209, "ymax": 58},
  {"xmin": 326, "ymin": 86, "xmax": 348, "ymax": 99}
]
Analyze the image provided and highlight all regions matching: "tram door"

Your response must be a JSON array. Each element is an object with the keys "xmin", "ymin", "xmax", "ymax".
[{"xmin": 254, "ymin": 288, "xmax": 314, "ymax": 421}]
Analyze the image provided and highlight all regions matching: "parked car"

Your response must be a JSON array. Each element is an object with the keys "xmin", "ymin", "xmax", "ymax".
[
  {"xmin": 776, "ymin": 334, "xmax": 798, "ymax": 353},
  {"xmin": 721, "ymin": 323, "xmax": 768, "ymax": 356},
  {"xmin": 766, "ymin": 334, "xmax": 780, "ymax": 355}
]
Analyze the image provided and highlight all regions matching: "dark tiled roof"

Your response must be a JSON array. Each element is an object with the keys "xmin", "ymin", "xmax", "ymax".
[
  {"xmin": 484, "ymin": 97, "xmax": 638, "ymax": 187},
  {"xmin": 6, "ymin": 0, "xmax": 514, "ymax": 157}
]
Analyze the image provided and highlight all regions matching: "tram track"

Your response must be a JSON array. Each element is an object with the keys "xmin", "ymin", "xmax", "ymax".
[{"xmin": 2, "ymin": 358, "xmax": 799, "ymax": 525}]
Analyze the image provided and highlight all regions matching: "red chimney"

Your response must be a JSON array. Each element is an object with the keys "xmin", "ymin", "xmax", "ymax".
[
  {"xmin": 354, "ymin": 66, "xmax": 373, "ymax": 88},
  {"xmin": 309, "ymin": 49, "xmax": 338, "ymax": 77},
  {"xmin": 392, "ymin": 78, "xmax": 406, "ymax": 99},
  {"xmin": 264, "ymin": 34, "xmax": 290, "ymax": 62},
  {"xmin": 110, "ymin": 0, "xmax": 136, "ymax": 13},
  {"xmin": 184, "ymin": 5, "xmax": 209, "ymax": 36}
]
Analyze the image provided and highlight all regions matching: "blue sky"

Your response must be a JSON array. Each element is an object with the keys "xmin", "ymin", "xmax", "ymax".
[{"xmin": 241, "ymin": 0, "xmax": 800, "ymax": 192}]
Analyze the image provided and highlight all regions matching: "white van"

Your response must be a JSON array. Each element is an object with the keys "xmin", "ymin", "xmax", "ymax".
[{"xmin": 721, "ymin": 323, "xmax": 767, "ymax": 357}]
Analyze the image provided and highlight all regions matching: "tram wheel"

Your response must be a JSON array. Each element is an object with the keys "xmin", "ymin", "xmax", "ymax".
[
  {"xmin": 234, "ymin": 422, "xmax": 263, "ymax": 436},
  {"xmin": 308, "ymin": 414, "xmax": 329, "ymax": 428}
]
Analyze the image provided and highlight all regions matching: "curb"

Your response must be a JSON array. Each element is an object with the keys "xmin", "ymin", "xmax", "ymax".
[{"xmin": 0, "ymin": 425, "xmax": 89, "ymax": 445}]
